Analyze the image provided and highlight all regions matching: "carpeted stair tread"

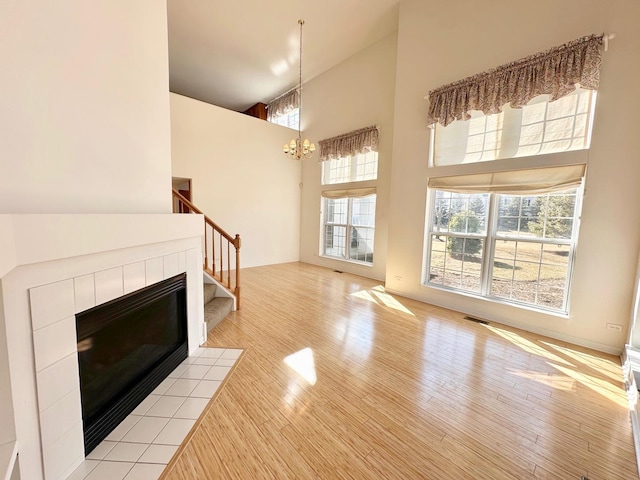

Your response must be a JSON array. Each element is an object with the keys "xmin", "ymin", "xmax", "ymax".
[
  {"xmin": 204, "ymin": 297, "xmax": 234, "ymax": 331},
  {"xmin": 203, "ymin": 283, "xmax": 217, "ymax": 305}
]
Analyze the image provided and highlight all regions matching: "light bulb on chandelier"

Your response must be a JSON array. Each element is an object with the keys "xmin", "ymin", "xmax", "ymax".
[{"xmin": 283, "ymin": 19, "xmax": 315, "ymax": 160}]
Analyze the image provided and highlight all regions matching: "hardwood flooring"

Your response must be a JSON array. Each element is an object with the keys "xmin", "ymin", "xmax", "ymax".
[{"xmin": 161, "ymin": 262, "xmax": 637, "ymax": 479}]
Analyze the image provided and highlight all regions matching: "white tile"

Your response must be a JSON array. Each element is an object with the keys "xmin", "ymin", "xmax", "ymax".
[
  {"xmin": 145, "ymin": 257, "xmax": 164, "ymax": 286},
  {"xmin": 153, "ymin": 418, "xmax": 196, "ymax": 445},
  {"xmin": 220, "ymin": 348, "xmax": 243, "ymax": 360},
  {"xmin": 163, "ymin": 253, "xmax": 180, "ymax": 279},
  {"xmin": 66, "ymin": 460, "xmax": 100, "ymax": 480},
  {"xmin": 121, "ymin": 416, "xmax": 170, "ymax": 444},
  {"xmin": 74, "ymin": 274, "xmax": 96, "ymax": 313},
  {"xmin": 86, "ymin": 440, "xmax": 118, "ymax": 460},
  {"xmin": 190, "ymin": 357, "xmax": 218, "ymax": 366},
  {"xmin": 29, "ymin": 279, "xmax": 75, "ymax": 330},
  {"xmin": 36, "ymin": 352, "xmax": 80, "ymax": 413},
  {"xmin": 105, "ymin": 415, "xmax": 142, "ymax": 442},
  {"xmin": 85, "ymin": 461, "xmax": 135, "ymax": 480},
  {"xmin": 131, "ymin": 394, "xmax": 161, "ymax": 416},
  {"xmin": 95, "ymin": 267, "xmax": 124, "ymax": 305},
  {"xmin": 182, "ymin": 356, "xmax": 204, "ymax": 365},
  {"xmin": 42, "ymin": 421, "xmax": 84, "ymax": 480},
  {"xmin": 151, "ymin": 377, "xmax": 177, "ymax": 396},
  {"xmin": 123, "ymin": 262, "xmax": 146, "ymax": 295},
  {"xmin": 190, "ymin": 380, "xmax": 221, "ymax": 398},
  {"xmin": 203, "ymin": 365, "xmax": 231, "ymax": 381},
  {"xmin": 190, "ymin": 347, "xmax": 206, "ymax": 357},
  {"xmin": 104, "ymin": 442, "xmax": 149, "ymax": 463},
  {"xmin": 177, "ymin": 251, "xmax": 187, "ymax": 274},
  {"xmin": 179, "ymin": 364, "xmax": 211, "ymax": 380},
  {"xmin": 214, "ymin": 358, "xmax": 237, "ymax": 367},
  {"xmin": 123, "ymin": 463, "xmax": 166, "ymax": 480},
  {"xmin": 199, "ymin": 348, "xmax": 225, "ymax": 359},
  {"xmin": 174, "ymin": 397, "xmax": 210, "ymax": 420},
  {"xmin": 145, "ymin": 396, "xmax": 186, "ymax": 418},
  {"xmin": 39, "ymin": 388, "xmax": 83, "ymax": 448},
  {"xmin": 33, "ymin": 316, "xmax": 77, "ymax": 372},
  {"xmin": 164, "ymin": 379, "xmax": 200, "ymax": 397},
  {"xmin": 139, "ymin": 444, "xmax": 179, "ymax": 465},
  {"xmin": 167, "ymin": 364, "xmax": 189, "ymax": 378}
]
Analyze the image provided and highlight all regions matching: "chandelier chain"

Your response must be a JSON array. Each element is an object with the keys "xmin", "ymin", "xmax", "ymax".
[{"xmin": 283, "ymin": 19, "xmax": 315, "ymax": 161}]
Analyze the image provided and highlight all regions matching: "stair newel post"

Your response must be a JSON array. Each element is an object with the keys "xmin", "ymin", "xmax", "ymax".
[{"xmin": 234, "ymin": 234, "xmax": 241, "ymax": 309}]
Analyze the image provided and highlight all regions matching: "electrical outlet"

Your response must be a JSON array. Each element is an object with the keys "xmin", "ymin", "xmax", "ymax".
[{"xmin": 606, "ymin": 323, "xmax": 623, "ymax": 332}]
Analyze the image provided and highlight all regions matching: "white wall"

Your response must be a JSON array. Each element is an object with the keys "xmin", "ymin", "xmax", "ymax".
[
  {"xmin": 0, "ymin": 0, "xmax": 173, "ymax": 214},
  {"xmin": 299, "ymin": 33, "xmax": 398, "ymax": 281},
  {"xmin": 170, "ymin": 93, "xmax": 302, "ymax": 268},
  {"xmin": 386, "ymin": 0, "xmax": 640, "ymax": 353}
]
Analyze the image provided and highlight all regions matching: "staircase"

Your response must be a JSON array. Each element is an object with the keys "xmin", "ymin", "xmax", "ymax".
[
  {"xmin": 203, "ymin": 282, "xmax": 234, "ymax": 331},
  {"xmin": 172, "ymin": 188, "xmax": 241, "ymax": 330}
]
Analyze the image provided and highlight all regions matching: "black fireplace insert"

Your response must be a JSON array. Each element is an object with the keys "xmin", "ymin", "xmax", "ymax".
[{"xmin": 76, "ymin": 273, "xmax": 188, "ymax": 454}]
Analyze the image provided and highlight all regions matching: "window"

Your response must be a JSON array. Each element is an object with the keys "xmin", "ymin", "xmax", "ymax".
[
  {"xmin": 426, "ymin": 187, "xmax": 581, "ymax": 313},
  {"xmin": 322, "ymin": 151, "xmax": 378, "ymax": 185},
  {"xmin": 433, "ymin": 89, "xmax": 597, "ymax": 166},
  {"xmin": 269, "ymin": 107, "xmax": 299, "ymax": 130},
  {"xmin": 323, "ymin": 195, "xmax": 376, "ymax": 265}
]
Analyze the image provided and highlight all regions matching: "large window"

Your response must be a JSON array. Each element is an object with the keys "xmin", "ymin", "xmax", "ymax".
[
  {"xmin": 323, "ymin": 195, "xmax": 376, "ymax": 264},
  {"xmin": 426, "ymin": 187, "xmax": 581, "ymax": 313},
  {"xmin": 433, "ymin": 89, "xmax": 597, "ymax": 166},
  {"xmin": 322, "ymin": 151, "xmax": 378, "ymax": 185}
]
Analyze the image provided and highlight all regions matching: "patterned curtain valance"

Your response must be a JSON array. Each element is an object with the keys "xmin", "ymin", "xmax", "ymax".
[
  {"xmin": 427, "ymin": 34, "xmax": 604, "ymax": 127},
  {"xmin": 319, "ymin": 125, "xmax": 380, "ymax": 161},
  {"xmin": 266, "ymin": 88, "xmax": 299, "ymax": 121}
]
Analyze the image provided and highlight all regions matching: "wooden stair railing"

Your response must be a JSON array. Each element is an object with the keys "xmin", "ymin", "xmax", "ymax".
[{"xmin": 172, "ymin": 188, "xmax": 241, "ymax": 309}]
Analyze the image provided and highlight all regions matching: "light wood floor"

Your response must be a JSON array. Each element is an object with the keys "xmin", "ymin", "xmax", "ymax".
[{"xmin": 162, "ymin": 262, "xmax": 637, "ymax": 479}]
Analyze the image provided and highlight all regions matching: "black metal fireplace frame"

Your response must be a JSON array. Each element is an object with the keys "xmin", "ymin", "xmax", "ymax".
[{"xmin": 76, "ymin": 273, "xmax": 188, "ymax": 454}]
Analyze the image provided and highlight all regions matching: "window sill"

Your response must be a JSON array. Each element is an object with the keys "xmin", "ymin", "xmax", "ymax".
[
  {"xmin": 422, "ymin": 282, "xmax": 570, "ymax": 319},
  {"xmin": 320, "ymin": 255, "xmax": 374, "ymax": 268}
]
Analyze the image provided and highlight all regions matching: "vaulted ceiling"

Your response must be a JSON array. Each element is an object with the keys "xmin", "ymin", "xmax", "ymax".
[{"xmin": 167, "ymin": 0, "xmax": 399, "ymax": 112}]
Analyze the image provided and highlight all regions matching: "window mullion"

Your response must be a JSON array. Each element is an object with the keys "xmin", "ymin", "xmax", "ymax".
[
  {"xmin": 346, "ymin": 198, "xmax": 353, "ymax": 260},
  {"xmin": 482, "ymin": 193, "xmax": 499, "ymax": 296}
]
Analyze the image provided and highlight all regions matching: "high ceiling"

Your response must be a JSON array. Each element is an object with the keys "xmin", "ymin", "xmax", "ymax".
[{"xmin": 167, "ymin": 0, "xmax": 400, "ymax": 112}]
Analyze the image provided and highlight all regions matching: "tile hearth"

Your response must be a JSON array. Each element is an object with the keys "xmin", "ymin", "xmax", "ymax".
[{"xmin": 67, "ymin": 347, "xmax": 243, "ymax": 480}]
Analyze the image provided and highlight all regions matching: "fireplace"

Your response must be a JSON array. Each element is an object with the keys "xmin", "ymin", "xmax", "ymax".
[{"xmin": 76, "ymin": 273, "xmax": 188, "ymax": 454}]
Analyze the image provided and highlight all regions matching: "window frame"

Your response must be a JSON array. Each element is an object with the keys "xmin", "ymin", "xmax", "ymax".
[
  {"xmin": 429, "ymin": 89, "xmax": 597, "ymax": 168},
  {"xmin": 321, "ymin": 151, "xmax": 378, "ymax": 186},
  {"xmin": 269, "ymin": 107, "xmax": 299, "ymax": 130},
  {"xmin": 321, "ymin": 194, "xmax": 376, "ymax": 266},
  {"xmin": 424, "ymin": 185, "xmax": 583, "ymax": 314}
]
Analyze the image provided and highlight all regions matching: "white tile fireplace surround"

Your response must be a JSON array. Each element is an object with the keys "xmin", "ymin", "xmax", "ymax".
[{"xmin": 0, "ymin": 214, "xmax": 206, "ymax": 480}]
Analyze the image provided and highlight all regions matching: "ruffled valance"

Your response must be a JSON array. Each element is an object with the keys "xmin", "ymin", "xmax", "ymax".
[
  {"xmin": 319, "ymin": 125, "xmax": 380, "ymax": 161},
  {"xmin": 427, "ymin": 34, "xmax": 604, "ymax": 127},
  {"xmin": 266, "ymin": 88, "xmax": 299, "ymax": 121}
]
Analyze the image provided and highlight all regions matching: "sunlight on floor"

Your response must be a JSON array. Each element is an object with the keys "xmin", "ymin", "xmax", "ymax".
[
  {"xmin": 284, "ymin": 347, "xmax": 317, "ymax": 385},
  {"xmin": 507, "ymin": 368, "xmax": 577, "ymax": 391},
  {"xmin": 484, "ymin": 325, "xmax": 574, "ymax": 367},
  {"xmin": 485, "ymin": 324, "xmax": 627, "ymax": 408},
  {"xmin": 552, "ymin": 363, "xmax": 628, "ymax": 408},
  {"xmin": 542, "ymin": 341, "xmax": 623, "ymax": 383},
  {"xmin": 350, "ymin": 285, "xmax": 415, "ymax": 316}
]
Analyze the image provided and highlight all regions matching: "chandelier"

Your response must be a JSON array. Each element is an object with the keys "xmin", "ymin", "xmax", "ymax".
[{"xmin": 283, "ymin": 19, "xmax": 315, "ymax": 160}]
